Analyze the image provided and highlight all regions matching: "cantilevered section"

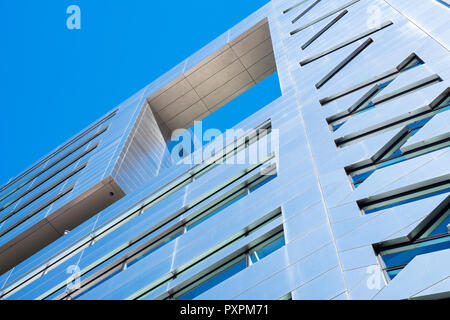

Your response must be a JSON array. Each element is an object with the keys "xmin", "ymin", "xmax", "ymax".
[
  {"xmin": 0, "ymin": 16, "xmax": 277, "ymax": 276},
  {"xmin": 147, "ymin": 19, "xmax": 277, "ymax": 133}
]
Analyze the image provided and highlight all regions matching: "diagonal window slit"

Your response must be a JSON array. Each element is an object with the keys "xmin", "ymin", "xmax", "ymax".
[
  {"xmin": 436, "ymin": 0, "xmax": 450, "ymax": 8},
  {"xmin": 373, "ymin": 196, "xmax": 450, "ymax": 280},
  {"xmin": 291, "ymin": 0, "xmax": 322, "ymax": 24},
  {"xmin": 315, "ymin": 38, "xmax": 373, "ymax": 89},
  {"xmin": 327, "ymin": 74, "xmax": 442, "ymax": 132},
  {"xmin": 319, "ymin": 53, "xmax": 423, "ymax": 106},
  {"xmin": 357, "ymin": 175, "xmax": 450, "ymax": 214},
  {"xmin": 301, "ymin": 10, "xmax": 348, "ymax": 50},
  {"xmin": 299, "ymin": 20, "xmax": 392, "ymax": 66},
  {"xmin": 346, "ymin": 119, "xmax": 450, "ymax": 188},
  {"xmin": 335, "ymin": 88, "xmax": 450, "ymax": 148},
  {"xmin": 283, "ymin": 0, "xmax": 310, "ymax": 14},
  {"xmin": 290, "ymin": 0, "xmax": 360, "ymax": 35}
]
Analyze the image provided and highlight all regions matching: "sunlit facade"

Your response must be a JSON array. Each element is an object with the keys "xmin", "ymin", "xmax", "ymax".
[{"xmin": 1, "ymin": 0, "xmax": 449, "ymax": 300}]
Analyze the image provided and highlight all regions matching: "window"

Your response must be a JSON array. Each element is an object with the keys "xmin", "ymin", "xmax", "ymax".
[
  {"xmin": 0, "ymin": 142, "xmax": 99, "ymax": 213},
  {"xmin": 186, "ymin": 165, "xmax": 277, "ymax": 231},
  {"xmin": 185, "ymin": 190, "xmax": 246, "ymax": 232},
  {"xmin": 0, "ymin": 121, "xmax": 273, "ymax": 301},
  {"xmin": 301, "ymin": 10, "xmax": 348, "ymax": 50},
  {"xmin": 290, "ymin": 0, "xmax": 361, "ymax": 36},
  {"xmin": 0, "ymin": 109, "xmax": 115, "ymax": 199},
  {"xmin": 83, "ymin": 163, "xmax": 277, "ymax": 295},
  {"xmin": 327, "ymin": 74, "xmax": 441, "ymax": 132},
  {"xmin": 248, "ymin": 232, "xmax": 285, "ymax": 265},
  {"xmin": 0, "ymin": 162, "xmax": 88, "ymax": 227},
  {"xmin": 358, "ymin": 176, "xmax": 450, "ymax": 214},
  {"xmin": 279, "ymin": 292, "xmax": 293, "ymax": 300},
  {"xmin": 319, "ymin": 53, "xmax": 424, "ymax": 106},
  {"xmin": 346, "ymin": 115, "xmax": 450, "ymax": 188},
  {"xmin": 335, "ymin": 88, "xmax": 449, "ymax": 147},
  {"xmin": 125, "ymin": 228, "xmax": 184, "ymax": 270},
  {"xmin": 291, "ymin": 0, "xmax": 322, "ymax": 24},
  {"xmin": 0, "ymin": 186, "xmax": 74, "ymax": 239},
  {"xmin": 437, "ymin": 0, "xmax": 450, "ymax": 8},
  {"xmin": 282, "ymin": 0, "xmax": 309, "ymax": 14},
  {"xmin": 176, "ymin": 256, "xmax": 247, "ymax": 300},
  {"xmin": 125, "ymin": 209, "xmax": 283, "ymax": 300},
  {"xmin": 375, "ymin": 204, "xmax": 450, "ymax": 280},
  {"xmin": 172, "ymin": 230, "xmax": 285, "ymax": 300},
  {"xmin": 299, "ymin": 21, "xmax": 392, "ymax": 66},
  {"xmin": 315, "ymin": 38, "xmax": 373, "ymax": 90},
  {"xmin": 49, "ymin": 157, "xmax": 277, "ymax": 300},
  {"xmin": 248, "ymin": 171, "xmax": 277, "ymax": 193}
]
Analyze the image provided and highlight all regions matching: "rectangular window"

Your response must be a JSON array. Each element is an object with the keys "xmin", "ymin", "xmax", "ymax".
[
  {"xmin": 51, "ymin": 158, "xmax": 277, "ymax": 300},
  {"xmin": 0, "ymin": 126, "xmax": 108, "ymax": 206},
  {"xmin": 0, "ymin": 121, "xmax": 274, "ymax": 301},
  {"xmin": 376, "ymin": 204, "xmax": 450, "ymax": 280},
  {"xmin": 335, "ymin": 89, "xmax": 449, "ymax": 147},
  {"xmin": 319, "ymin": 53, "xmax": 424, "ymax": 106},
  {"xmin": 346, "ymin": 119, "xmax": 450, "ymax": 188},
  {"xmin": 0, "ymin": 142, "xmax": 99, "ymax": 213},
  {"xmin": 0, "ymin": 162, "xmax": 88, "ymax": 226},
  {"xmin": 176, "ymin": 256, "xmax": 247, "ymax": 300},
  {"xmin": 0, "ymin": 110, "xmax": 116, "ymax": 198},
  {"xmin": 172, "ymin": 230, "xmax": 285, "ymax": 300},
  {"xmin": 185, "ymin": 190, "xmax": 246, "ymax": 232},
  {"xmin": 186, "ymin": 165, "xmax": 277, "ymax": 231},
  {"xmin": 126, "ymin": 208, "xmax": 283, "ymax": 300},
  {"xmin": 382, "ymin": 236, "xmax": 450, "ymax": 279},
  {"xmin": 327, "ymin": 74, "xmax": 441, "ymax": 132},
  {"xmin": 109, "ymin": 163, "xmax": 277, "ymax": 280},
  {"xmin": 358, "ymin": 177, "xmax": 450, "ymax": 214}
]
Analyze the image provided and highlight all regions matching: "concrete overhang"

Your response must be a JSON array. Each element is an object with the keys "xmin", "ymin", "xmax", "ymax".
[
  {"xmin": 0, "ymin": 18, "xmax": 276, "ymax": 276},
  {"xmin": 147, "ymin": 18, "xmax": 277, "ymax": 136},
  {"xmin": 0, "ymin": 177, "xmax": 125, "ymax": 275}
]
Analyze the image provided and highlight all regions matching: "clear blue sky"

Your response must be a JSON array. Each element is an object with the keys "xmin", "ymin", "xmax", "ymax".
[{"xmin": 0, "ymin": 0, "xmax": 280, "ymax": 186}]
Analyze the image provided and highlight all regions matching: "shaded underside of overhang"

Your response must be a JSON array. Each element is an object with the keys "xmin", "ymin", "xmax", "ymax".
[
  {"xmin": 147, "ymin": 18, "xmax": 277, "ymax": 135},
  {"xmin": 0, "ymin": 177, "xmax": 125, "ymax": 275}
]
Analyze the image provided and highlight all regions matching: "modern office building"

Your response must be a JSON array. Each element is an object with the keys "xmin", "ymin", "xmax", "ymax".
[{"xmin": 1, "ymin": 0, "xmax": 449, "ymax": 300}]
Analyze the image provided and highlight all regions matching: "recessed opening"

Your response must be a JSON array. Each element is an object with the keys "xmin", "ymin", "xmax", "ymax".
[{"xmin": 145, "ymin": 18, "xmax": 280, "ymax": 145}]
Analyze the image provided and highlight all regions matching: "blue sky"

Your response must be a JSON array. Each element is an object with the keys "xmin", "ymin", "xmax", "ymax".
[{"xmin": 0, "ymin": 0, "xmax": 280, "ymax": 186}]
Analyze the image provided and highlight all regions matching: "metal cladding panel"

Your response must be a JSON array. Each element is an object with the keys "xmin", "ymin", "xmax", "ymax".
[{"xmin": 1, "ymin": 0, "xmax": 450, "ymax": 300}]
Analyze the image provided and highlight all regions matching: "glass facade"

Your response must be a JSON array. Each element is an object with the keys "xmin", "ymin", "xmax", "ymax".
[{"xmin": 1, "ymin": 0, "xmax": 449, "ymax": 301}]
